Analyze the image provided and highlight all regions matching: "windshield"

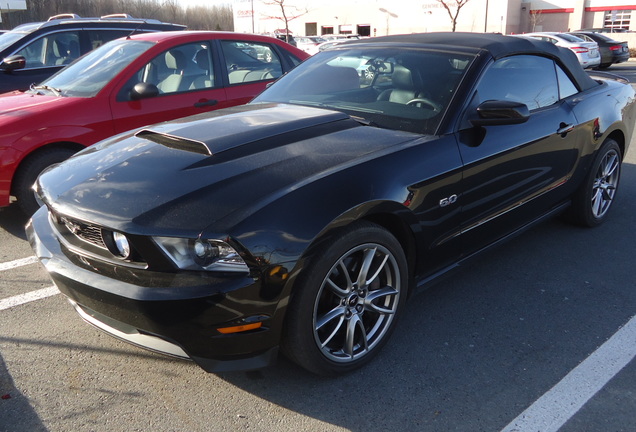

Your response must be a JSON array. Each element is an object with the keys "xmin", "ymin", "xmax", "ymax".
[
  {"xmin": 593, "ymin": 33, "xmax": 615, "ymax": 42},
  {"xmin": 558, "ymin": 34, "xmax": 585, "ymax": 43},
  {"xmin": 0, "ymin": 31, "xmax": 27, "ymax": 52},
  {"xmin": 253, "ymin": 46, "xmax": 475, "ymax": 135},
  {"xmin": 29, "ymin": 39, "xmax": 154, "ymax": 98}
]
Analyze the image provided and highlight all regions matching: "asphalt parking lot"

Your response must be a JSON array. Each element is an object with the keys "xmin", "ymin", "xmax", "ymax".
[{"xmin": 1, "ymin": 62, "xmax": 636, "ymax": 432}]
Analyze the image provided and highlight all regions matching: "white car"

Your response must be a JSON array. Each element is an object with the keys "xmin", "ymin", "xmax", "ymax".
[
  {"xmin": 295, "ymin": 36, "xmax": 327, "ymax": 55},
  {"xmin": 318, "ymin": 34, "xmax": 362, "ymax": 52},
  {"xmin": 518, "ymin": 32, "xmax": 601, "ymax": 69}
]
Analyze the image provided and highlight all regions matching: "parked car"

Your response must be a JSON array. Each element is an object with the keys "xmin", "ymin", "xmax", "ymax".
[
  {"xmin": 569, "ymin": 31, "xmax": 629, "ymax": 69},
  {"xmin": 322, "ymin": 34, "xmax": 361, "ymax": 41},
  {"xmin": 318, "ymin": 40, "xmax": 347, "ymax": 52},
  {"xmin": 318, "ymin": 34, "xmax": 362, "ymax": 52},
  {"xmin": 295, "ymin": 36, "xmax": 327, "ymax": 55},
  {"xmin": 0, "ymin": 31, "xmax": 308, "ymax": 214},
  {"xmin": 28, "ymin": 33, "xmax": 635, "ymax": 376},
  {"xmin": 518, "ymin": 32, "xmax": 601, "ymax": 68},
  {"xmin": 0, "ymin": 13, "xmax": 186, "ymax": 94},
  {"xmin": 577, "ymin": 28, "xmax": 629, "ymax": 33},
  {"xmin": 273, "ymin": 33, "xmax": 297, "ymax": 47}
]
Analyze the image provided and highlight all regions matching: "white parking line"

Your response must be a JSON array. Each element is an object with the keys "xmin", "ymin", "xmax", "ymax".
[
  {"xmin": 0, "ymin": 286, "xmax": 59, "ymax": 311},
  {"xmin": 501, "ymin": 314, "xmax": 636, "ymax": 432},
  {"xmin": 0, "ymin": 256, "xmax": 38, "ymax": 271}
]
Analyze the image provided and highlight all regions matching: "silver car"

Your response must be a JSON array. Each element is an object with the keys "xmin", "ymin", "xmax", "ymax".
[{"xmin": 518, "ymin": 32, "xmax": 601, "ymax": 69}]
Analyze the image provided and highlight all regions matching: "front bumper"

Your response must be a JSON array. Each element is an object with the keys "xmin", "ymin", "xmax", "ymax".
[{"xmin": 26, "ymin": 207, "xmax": 282, "ymax": 372}]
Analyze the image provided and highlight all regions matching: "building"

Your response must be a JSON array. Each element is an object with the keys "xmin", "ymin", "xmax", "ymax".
[
  {"xmin": 0, "ymin": 0, "xmax": 26, "ymax": 23},
  {"xmin": 232, "ymin": 0, "xmax": 636, "ymax": 37}
]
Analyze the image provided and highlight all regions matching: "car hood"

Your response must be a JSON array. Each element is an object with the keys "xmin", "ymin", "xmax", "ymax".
[
  {"xmin": 0, "ymin": 91, "xmax": 72, "ymax": 117},
  {"xmin": 39, "ymin": 103, "xmax": 421, "ymax": 236}
]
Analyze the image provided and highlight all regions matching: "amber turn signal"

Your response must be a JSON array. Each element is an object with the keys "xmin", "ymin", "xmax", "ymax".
[{"xmin": 217, "ymin": 322, "xmax": 262, "ymax": 334}]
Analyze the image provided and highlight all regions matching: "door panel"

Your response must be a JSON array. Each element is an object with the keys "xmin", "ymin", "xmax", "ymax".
[
  {"xmin": 458, "ymin": 105, "xmax": 580, "ymax": 255},
  {"xmin": 111, "ymin": 88, "xmax": 229, "ymax": 134},
  {"xmin": 457, "ymin": 55, "xmax": 581, "ymax": 256}
]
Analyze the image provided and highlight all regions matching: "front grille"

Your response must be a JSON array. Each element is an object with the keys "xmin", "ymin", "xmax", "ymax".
[
  {"xmin": 59, "ymin": 215, "xmax": 108, "ymax": 249},
  {"xmin": 49, "ymin": 210, "xmax": 148, "ymax": 269}
]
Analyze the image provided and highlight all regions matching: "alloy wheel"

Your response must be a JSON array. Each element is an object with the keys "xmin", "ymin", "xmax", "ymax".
[
  {"xmin": 591, "ymin": 148, "xmax": 620, "ymax": 218},
  {"xmin": 313, "ymin": 243, "xmax": 401, "ymax": 363}
]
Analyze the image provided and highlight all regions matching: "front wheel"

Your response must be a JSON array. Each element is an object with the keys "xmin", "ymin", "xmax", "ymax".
[
  {"xmin": 13, "ymin": 148, "xmax": 77, "ymax": 215},
  {"xmin": 282, "ymin": 222, "xmax": 408, "ymax": 376},
  {"xmin": 566, "ymin": 139, "xmax": 622, "ymax": 227}
]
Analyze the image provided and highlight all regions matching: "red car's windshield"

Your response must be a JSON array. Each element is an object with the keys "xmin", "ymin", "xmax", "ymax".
[{"xmin": 30, "ymin": 39, "xmax": 153, "ymax": 98}]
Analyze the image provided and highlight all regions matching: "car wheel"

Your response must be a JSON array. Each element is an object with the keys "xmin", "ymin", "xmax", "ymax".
[
  {"xmin": 282, "ymin": 222, "xmax": 408, "ymax": 376},
  {"xmin": 567, "ymin": 139, "xmax": 622, "ymax": 227},
  {"xmin": 13, "ymin": 148, "xmax": 77, "ymax": 215},
  {"xmin": 597, "ymin": 63, "xmax": 611, "ymax": 70}
]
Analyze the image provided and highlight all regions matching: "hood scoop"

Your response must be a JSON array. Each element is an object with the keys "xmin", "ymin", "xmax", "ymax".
[
  {"xmin": 135, "ymin": 129, "xmax": 211, "ymax": 156},
  {"xmin": 134, "ymin": 103, "xmax": 350, "ymax": 157}
]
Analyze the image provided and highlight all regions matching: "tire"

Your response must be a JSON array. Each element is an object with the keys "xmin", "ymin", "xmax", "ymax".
[
  {"xmin": 13, "ymin": 148, "xmax": 77, "ymax": 215},
  {"xmin": 567, "ymin": 139, "xmax": 622, "ymax": 227},
  {"xmin": 281, "ymin": 221, "xmax": 408, "ymax": 376}
]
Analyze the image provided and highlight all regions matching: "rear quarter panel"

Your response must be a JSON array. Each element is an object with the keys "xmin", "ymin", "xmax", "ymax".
[{"xmin": 567, "ymin": 79, "xmax": 636, "ymax": 186}]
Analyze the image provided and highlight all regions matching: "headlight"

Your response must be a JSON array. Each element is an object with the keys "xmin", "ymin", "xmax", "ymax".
[{"xmin": 154, "ymin": 236, "xmax": 248, "ymax": 272}]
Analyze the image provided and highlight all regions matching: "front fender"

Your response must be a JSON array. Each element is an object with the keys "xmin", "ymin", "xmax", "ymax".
[{"xmin": 12, "ymin": 124, "xmax": 108, "ymax": 159}]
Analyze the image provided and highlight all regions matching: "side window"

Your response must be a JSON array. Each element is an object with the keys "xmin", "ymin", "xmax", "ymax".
[
  {"xmin": 556, "ymin": 65, "xmax": 578, "ymax": 99},
  {"xmin": 15, "ymin": 31, "xmax": 80, "ymax": 67},
  {"xmin": 88, "ymin": 30, "xmax": 130, "ymax": 50},
  {"xmin": 476, "ymin": 55, "xmax": 559, "ymax": 110},
  {"xmin": 133, "ymin": 42, "xmax": 216, "ymax": 95},
  {"xmin": 220, "ymin": 40, "xmax": 283, "ymax": 84}
]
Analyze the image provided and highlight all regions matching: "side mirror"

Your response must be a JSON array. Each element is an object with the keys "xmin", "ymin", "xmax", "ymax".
[
  {"xmin": 470, "ymin": 100, "xmax": 530, "ymax": 126},
  {"xmin": 0, "ymin": 55, "xmax": 27, "ymax": 72},
  {"xmin": 130, "ymin": 82, "xmax": 159, "ymax": 101}
]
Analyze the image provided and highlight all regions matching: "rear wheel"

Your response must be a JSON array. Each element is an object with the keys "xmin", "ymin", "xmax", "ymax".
[
  {"xmin": 282, "ymin": 222, "xmax": 408, "ymax": 376},
  {"xmin": 567, "ymin": 139, "xmax": 621, "ymax": 227},
  {"xmin": 13, "ymin": 148, "xmax": 77, "ymax": 215}
]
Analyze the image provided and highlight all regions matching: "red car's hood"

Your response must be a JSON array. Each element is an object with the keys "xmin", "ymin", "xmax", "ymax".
[{"xmin": 0, "ymin": 91, "xmax": 75, "ymax": 118}]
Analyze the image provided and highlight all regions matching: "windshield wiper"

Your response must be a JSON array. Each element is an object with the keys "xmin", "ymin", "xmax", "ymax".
[{"xmin": 30, "ymin": 84, "xmax": 62, "ymax": 97}]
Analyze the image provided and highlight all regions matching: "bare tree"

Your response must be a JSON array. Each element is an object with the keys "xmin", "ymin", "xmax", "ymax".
[
  {"xmin": 261, "ymin": 0, "xmax": 307, "ymax": 42},
  {"xmin": 436, "ymin": 0, "xmax": 472, "ymax": 32},
  {"xmin": 529, "ymin": 10, "xmax": 543, "ymax": 32},
  {"xmin": 1, "ymin": 0, "xmax": 234, "ymax": 31}
]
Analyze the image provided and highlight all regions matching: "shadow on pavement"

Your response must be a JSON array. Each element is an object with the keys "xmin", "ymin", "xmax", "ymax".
[
  {"xmin": 0, "ymin": 354, "xmax": 46, "ymax": 432},
  {"xmin": 0, "ymin": 205, "xmax": 29, "ymax": 241},
  {"xmin": 216, "ymin": 162, "xmax": 636, "ymax": 431}
]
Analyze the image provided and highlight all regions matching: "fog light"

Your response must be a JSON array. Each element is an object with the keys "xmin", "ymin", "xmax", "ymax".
[{"xmin": 112, "ymin": 232, "xmax": 131, "ymax": 258}]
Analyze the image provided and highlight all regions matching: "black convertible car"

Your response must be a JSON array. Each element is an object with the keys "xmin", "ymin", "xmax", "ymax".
[{"xmin": 28, "ymin": 33, "xmax": 635, "ymax": 376}]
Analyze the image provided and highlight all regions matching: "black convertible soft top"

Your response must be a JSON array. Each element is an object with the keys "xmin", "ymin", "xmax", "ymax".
[{"xmin": 344, "ymin": 32, "xmax": 599, "ymax": 91}]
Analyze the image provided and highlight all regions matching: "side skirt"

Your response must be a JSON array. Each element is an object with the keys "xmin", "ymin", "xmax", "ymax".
[{"xmin": 413, "ymin": 200, "xmax": 572, "ymax": 293}]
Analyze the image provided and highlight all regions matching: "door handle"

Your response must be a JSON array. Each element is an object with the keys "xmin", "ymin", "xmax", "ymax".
[
  {"xmin": 557, "ymin": 122, "xmax": 574, "ymax": 137},
  {"xmin": 194, "ymin": 99, "xmax": 218, "ymax": 108}
]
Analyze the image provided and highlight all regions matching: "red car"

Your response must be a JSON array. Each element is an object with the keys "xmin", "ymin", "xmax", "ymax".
[{"xmin": 0, "ymin": 31, "xmax": 308, "ymax": 214}]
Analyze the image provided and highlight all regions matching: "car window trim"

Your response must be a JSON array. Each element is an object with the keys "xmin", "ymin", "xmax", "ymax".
[
  {"xmin": 7, "ymin": 27, "xmax": 159, "ymax": 70},
  {"xmin": 216, "ymin": 39, "xmax": 286, "ymax": 87}
]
